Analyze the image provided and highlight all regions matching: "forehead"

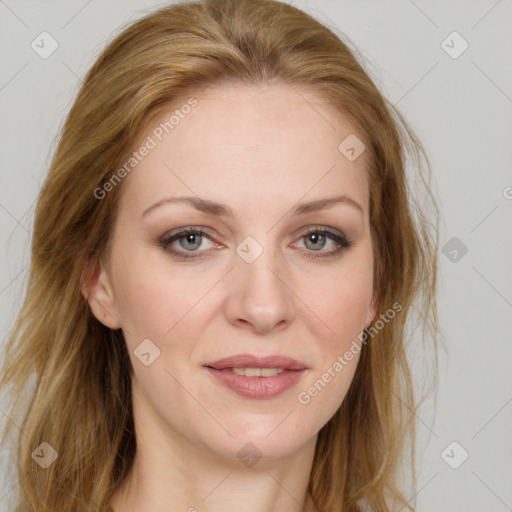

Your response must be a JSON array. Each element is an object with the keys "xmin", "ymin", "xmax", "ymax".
[
  {"xmin": 118, "ymin": 81, "xmax": 370, "ymax": 220},
  {"xmin": 164, "ymin": 81, "xmax": 364, "ymax": 164}
]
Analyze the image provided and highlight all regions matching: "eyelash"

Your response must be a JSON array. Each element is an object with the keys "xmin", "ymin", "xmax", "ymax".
[{"xmin": 159, "ymin": 226, "xmax": 353, "ymax": 261}]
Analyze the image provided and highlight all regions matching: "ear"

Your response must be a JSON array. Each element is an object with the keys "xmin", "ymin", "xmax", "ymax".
[
  {"xmin": 80, "ymin": 257, "xmax": 121, "ymax": 330},
  {"xmin": 365, "ymin": 292, "xmax": 378, "ymax": 329}
]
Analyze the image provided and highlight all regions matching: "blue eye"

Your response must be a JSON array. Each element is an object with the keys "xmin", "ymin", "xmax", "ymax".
[
  {"xmin": 159, "ymin": 226, "xmax": 353, "ymax": 261},
  {"xmin": 160, "ymin": 228, "xmax": 214, "ymax": 260},
  {"xmin": 297, "ymin": 227, "xmax": 353, "ymax": 260}
]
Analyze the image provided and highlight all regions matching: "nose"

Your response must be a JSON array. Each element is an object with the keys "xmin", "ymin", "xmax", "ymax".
[{"xmin": 224, "ymin": 240, "xmax": 295, "ymax": 334}]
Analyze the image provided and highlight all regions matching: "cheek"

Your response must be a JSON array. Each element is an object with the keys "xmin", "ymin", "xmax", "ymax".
[
  {"xmin": 295, "ymin": 266, "xmax": 371, "ymax": 424},
  {"xmin": 310, "ymin": 258, "xmax": 373, "ymax": 341},
  {"xmin": 328, "ymin": 281, "xmax": 372, "ymax": 336},
  {"xmin": 110, "ymin": 252, "xmax": 179, "ymax": 340},
  {"xmin": 111, "ymin": 249, "xmax": 222, "ymax": 349}
]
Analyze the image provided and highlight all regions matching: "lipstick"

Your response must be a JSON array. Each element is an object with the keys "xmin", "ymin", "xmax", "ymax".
[{"xmin": 204, "ymin": 354, "xmax": 307, "ymax": 399}]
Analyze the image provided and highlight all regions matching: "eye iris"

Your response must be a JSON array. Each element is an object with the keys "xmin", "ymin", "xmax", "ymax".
[
  {"xmin": 305, "ymin": 233, "xmax": 326, "ymax": 251},
  {"xmin": 180, "ymin": 232, "xmax": 202, "ymax": 250}
]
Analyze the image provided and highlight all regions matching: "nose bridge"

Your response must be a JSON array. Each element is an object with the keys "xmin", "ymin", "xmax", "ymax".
[{"xmin": 227, "ymin": 233, "xmax": 294, "ymax": 332}]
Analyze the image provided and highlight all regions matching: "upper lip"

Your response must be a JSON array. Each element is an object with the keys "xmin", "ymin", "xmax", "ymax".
[{"xmin": 204, "ymin": 353, "xmax": 308, "ymax": 371}]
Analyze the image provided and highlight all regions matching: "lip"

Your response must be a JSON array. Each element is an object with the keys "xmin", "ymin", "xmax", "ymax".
[
  {"xmin": 204, "ymin": 354, "xmax": 308, "ymax": 371},
  {"xmin": 203, "ymin": 353, "xmax": 308, "ymax": 399},
  {"xmin": 206, "ymin": 367, "xmax": 306, "ymax": 399}
]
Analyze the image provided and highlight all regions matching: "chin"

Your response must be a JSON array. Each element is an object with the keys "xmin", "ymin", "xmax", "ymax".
[{"xmin": 199, "ymin": 426, "xmax": 312, "ymax": 467}]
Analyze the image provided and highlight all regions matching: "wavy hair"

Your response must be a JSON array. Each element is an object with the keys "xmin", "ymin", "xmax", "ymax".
[{"xmin": 0, "ymin": 1, "xmax": 440, "ymax": 510}]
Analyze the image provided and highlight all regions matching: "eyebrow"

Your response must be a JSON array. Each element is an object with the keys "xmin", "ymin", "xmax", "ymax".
[{"xmin": 142, "ymin": 194, "xmax": 364, "ymax": 218}]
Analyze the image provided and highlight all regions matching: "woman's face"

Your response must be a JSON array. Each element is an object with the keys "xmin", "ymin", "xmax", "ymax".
[{"xmin": 88, "ymin": 82, "xmax": 377, "ymax": 464}]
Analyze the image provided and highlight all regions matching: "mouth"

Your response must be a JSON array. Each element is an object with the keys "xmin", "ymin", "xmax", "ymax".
[{"xmin": 203, "ymin": 354, "xmax": 308, "ymax": 399}]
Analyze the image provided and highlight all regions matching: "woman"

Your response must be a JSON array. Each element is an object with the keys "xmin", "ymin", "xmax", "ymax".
[{"xmin": 0, "ymin": 0, "xmax": 440, "ymax": 511}]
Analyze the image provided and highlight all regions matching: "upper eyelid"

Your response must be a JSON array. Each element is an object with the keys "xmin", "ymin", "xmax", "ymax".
[
  {"xmin": 161, "ymin": 227, "xmax": 218, "ymax": 244},
  {"xmin": 162, "ymin": 224, "xmax": 348, "ymax": 238}
]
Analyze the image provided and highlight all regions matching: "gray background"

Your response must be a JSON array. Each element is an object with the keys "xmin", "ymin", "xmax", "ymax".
[{"xmin": 1, "ymin": 0, "xmax": 511, "ymax": 510}]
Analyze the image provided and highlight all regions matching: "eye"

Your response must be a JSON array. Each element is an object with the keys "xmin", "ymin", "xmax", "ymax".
[
  {"xmin": 159, "ymin": 226, "xmax": 353, "ymax": 261},
  {"xmin": 159, "ymin": 228, "xmax": 218, "ymax": 260},
  {"xmin": 293, "ymin": 227, "xmax": 353, "ymax": 260}
]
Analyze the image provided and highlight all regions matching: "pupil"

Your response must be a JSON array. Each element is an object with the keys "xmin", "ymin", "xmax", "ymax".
[
  {"xmin": 307, "ymin": 233, "xmax": 325, "ymax": 250},
  {"xmin": 180, "ymin": 233, "xmax": 201, "ymax": 250}
]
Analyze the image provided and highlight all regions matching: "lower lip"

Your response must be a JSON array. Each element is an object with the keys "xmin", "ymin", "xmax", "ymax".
[{"xmin": 205, "ymin": 367, "xmax": 306, "ymax": 399}]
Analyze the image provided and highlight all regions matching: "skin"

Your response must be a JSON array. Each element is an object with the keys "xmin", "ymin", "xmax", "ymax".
[{"xmin": 85, "ymin": 82, "xmax": 377, "ymax": 512}]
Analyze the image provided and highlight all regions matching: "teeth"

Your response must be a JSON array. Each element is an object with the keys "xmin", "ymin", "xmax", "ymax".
[{"xmin": 231, "ymin": 367, "xmax": 285, "ymax": 377}]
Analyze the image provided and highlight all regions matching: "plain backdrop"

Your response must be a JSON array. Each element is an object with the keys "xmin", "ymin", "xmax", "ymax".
[{"xmin": 0, "ymin": 1, "xmax": 511, "ymax": 511}]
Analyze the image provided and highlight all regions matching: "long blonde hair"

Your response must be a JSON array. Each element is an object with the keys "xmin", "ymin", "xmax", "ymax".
[{"xmin": 0, "ymin": 1, "xmax": 440, "ymax": 510}]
